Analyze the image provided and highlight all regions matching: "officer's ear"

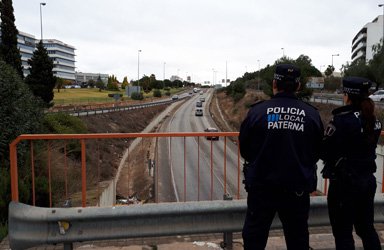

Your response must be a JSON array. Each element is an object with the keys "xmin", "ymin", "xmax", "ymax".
[
  {"xmin": 296, "ymin": 82, "xmax": 301, "ymax": 92},
  {"xmin": 272, "ymin": 80, "xmax": 278, "ymax": 95}
]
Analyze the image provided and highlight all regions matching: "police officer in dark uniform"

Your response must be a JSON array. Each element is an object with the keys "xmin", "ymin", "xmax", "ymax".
[
  {"xmin": 239, "ymin": 64, "xmax": 323, "ymax": 250},
  {"xmin": 321, "ymin": 76, "xmax": 382, "ymax": 250}
]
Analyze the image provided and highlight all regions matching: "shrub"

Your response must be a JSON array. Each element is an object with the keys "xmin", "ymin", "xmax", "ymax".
[
  {"xmin": 43, "ymin": 113, "xmax": 87, "ymax": 134},
  {"xmin": 0, "ymin": 222, "xmax": 7, "ymax": 241},
  {"xmin": 165, "ymin": 91, "xmax": 171, "ymax": 96},
  {"xmin": 153, "ymin": 89, "xmax": 162, "ymax": 97},
  {"xmin": 131, "ymin": 92, "xmax": 144, "ymax": 100}
]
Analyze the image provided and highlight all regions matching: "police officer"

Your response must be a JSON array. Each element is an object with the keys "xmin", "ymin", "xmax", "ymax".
[
  {"xmin": 239, "ymin": 64, "xmax": 323, "ymax": 249},
  {"xmin": 321, "ymin": 77, "xmax": 382, "ymax": 250}
]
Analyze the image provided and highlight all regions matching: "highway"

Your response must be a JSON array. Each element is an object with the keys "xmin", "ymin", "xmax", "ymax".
[{"xmin": 156, "ymin": 89, "xmax": 246, "ymax": 202}]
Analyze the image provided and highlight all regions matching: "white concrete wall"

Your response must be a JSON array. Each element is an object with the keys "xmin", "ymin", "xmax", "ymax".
[{"xmin": 98, "ymin": 180, "xmax": 116, "ymax": 207}]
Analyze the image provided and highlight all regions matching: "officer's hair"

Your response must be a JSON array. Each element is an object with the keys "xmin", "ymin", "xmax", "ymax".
[
  {"xmin": 349, "ymin": 94, "xmax": 376, "ymax": 143},
  {"xmin": 275, "ymin": 80, "xmax": 299, "ymax": 93}
]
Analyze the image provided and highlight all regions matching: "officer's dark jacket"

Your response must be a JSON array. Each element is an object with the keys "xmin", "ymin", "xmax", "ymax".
[
  {"xmin": 239, "ymin": 92, "xmax": 324, "ymax": 192},
  {"xmin": 321, "ymin": 105, "xmax": 382, "ymax": 178}
]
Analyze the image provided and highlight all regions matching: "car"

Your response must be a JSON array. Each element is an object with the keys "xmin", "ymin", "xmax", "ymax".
[
  {"xmin": 195, "ymin": 108, "xmax": 203, "ymax": 116},
  {"xmin": 196, "ymin": 101, "xmax": 202, "ymax": 107},
  {"xmin": 200, "ymin": 97, "xmax": 205, "ymax": 102},
  {"xmin": 204, "ymin": 127, "xmax": 219, "ymax": 140},
  {"xmin": 172, "ymin": 95, "xmax": 179, "ymax": 100},
  {"xmin": 369, "ymin": 90, "xmax": 384, "ymax": 102}
]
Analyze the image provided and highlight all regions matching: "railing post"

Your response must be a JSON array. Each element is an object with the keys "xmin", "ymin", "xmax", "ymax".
[
  {"xmin": 221, "ymin": 194, "xmax": 233, "ymax": 250},
  {"xmin": 9, "ymin": 141, "xmax": 19, "ymax": 202},
  {"xmin": 81, "ymin": 139, "xmax": 87, "ymax": 207}
]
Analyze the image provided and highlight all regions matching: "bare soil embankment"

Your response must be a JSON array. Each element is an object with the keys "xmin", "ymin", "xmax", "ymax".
[{"xmin": 78, "ymin": 104, "xmax": 170, "ymax": 205}]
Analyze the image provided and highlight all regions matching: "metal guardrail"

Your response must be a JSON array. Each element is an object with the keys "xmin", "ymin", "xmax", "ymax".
[
  {"xmin": 8, "ymin": 195, "xmax": 384, "ymax": 249},
  {"xmin": 50, "ymin": 95, "xmax": 189, "ymax": 117},
  {"xmin": 66, "ymin": 98, "xmax": 182, "ymax": 117}
]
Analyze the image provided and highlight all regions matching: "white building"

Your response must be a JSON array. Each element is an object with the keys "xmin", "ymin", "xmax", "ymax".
[
  {"xmin": 351, "ymin": 15, "xmax": 383, "ymax": 63},
  {"xmin": 1, "ymin": 26, "xmax": 76, "ymax": 80},
  {"xmin": 17, "ymin": 31, "xmax": 36, "ymax": 77},
  {"xmin": 43, "ymin": 39, "xmax": 76, "ymax": 80},
  {"xmin": 170, "ymin": 75, "xmax": 183, "ymax": 82},
  {"xmin": 75, "ymin": 72, "xmax": 108, "ymax": 84}
]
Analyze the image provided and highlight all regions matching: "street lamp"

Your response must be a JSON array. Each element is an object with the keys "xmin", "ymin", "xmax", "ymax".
[
  {"xmin": 163, "ymin": 62, "xmax": 166, "ymax": 80},
  {"xmin": 137, "ymin": 50, "xmax": 141, "ymax": 87},
  {"xmin": 281, "ymin": 47, "xmax": 285, "ymax": 57},
  {"xmin": 39, "ymin": 3, "xmax": 46, "ymax": 41},
  {"xmin": 331, "ymin": 54, "xmax": 339, "ymax": 68},
  {"xmin": 379, "ymin": 4, "xmax": 384, "ymax": 45}
]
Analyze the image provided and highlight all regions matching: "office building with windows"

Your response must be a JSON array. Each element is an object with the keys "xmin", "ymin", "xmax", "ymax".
[
  {"xmin": 17, "ymin": 31, "xmax": 36, "ymax": 76},
  {"xmin": 1, "ymin": 27, "xmax": 76, "ymax": 80},
  {"xmin": 43, "ymin": 39, "xmax": 76, "ymax": 80},
  {"xmin": 351, "ymin": 15, "xmax": 383, "ymax": 63},
  {"xmin": 75, "ymin": 72, "xmax": 108, "ymax": 84}
]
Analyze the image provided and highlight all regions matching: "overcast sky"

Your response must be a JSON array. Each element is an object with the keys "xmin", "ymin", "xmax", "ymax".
[{"xmin": 12, "ymin": 0, "xmax": 384, "ymax": 84}]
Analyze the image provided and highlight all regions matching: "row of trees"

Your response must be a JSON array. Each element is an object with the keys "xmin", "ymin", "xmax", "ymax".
[
  {"xmin": 226, "ymin": 55, "xmax": 322, "ymax": 101},
  {"xmin": 225, "ymin": 44, "xmax": 384, "ymax": 103},
  {"xmin": 84, "ymin": 74, "xmax": 195, "ymax": 93},
  {"xmin": 342, "ymin": 43, "xmax": 384, "ymax": 89},
  {"xmin": 0, "ymin": 0, "xmax": 58, "ymax": 237}
]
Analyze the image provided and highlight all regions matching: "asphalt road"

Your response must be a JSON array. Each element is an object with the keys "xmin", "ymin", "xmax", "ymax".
[{"xmin": 156, "ymin": 89, "xmax": 246, "ymax": 202}]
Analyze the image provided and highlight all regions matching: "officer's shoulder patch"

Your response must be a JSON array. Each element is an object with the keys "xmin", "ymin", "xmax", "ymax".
[
  {"xmin": 250, "ymin": 100, "xmax": 265, "ymax": 107},
  {"xmin": 324, "ymin": 122, "xmax": 336, "ymax": 137}
]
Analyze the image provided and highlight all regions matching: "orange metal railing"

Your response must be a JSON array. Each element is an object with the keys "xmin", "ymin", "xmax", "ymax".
[
  {"xmin": 9, "ymin": 131, "xmax": 384, "ymax": 207},
  {"xmin": 9, "ymin": 132, "xmax": 241, "ymax": 207}
]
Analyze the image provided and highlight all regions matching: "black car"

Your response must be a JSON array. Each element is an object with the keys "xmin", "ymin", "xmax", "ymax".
[{"xmin": 204, "ymin": 127, "xmax": 219, "ymax": 140}]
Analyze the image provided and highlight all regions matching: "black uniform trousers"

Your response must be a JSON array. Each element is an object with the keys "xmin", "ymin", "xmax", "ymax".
[
  {"xmin": 327, "ymin": 174, "xmax": 381, "ymax": 250},
  {"xmin": 242, "ymin": 188, "xmax": 310, "ymax": 250}
]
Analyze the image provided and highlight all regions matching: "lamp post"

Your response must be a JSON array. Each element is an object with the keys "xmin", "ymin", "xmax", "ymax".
[
  {"xmin": 331, "ymin": 54, "xmax": 339, "ymax": 68},
  {"xmin": 137, "ymin": 50, "xmax": 141, "ymax": 87},
  {"xmin": 163, "ymin": 62, "xmax": 166, "ymax": 80},
  {"xmin": 39, "ymin": 3, "xmax": 46, "ymax": 41},
  {"xmin": 281, "ymin": 47, "xmax": 285, "ymax": 57},
  {"xmin": 379, "ymin": 4, "xmax": 384, "ymax": 46}
]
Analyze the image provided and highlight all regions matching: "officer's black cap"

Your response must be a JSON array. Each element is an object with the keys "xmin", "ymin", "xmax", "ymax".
[
  {"xmin": 274, "ymin": 64, "xmax": 301, "ymax": 83},
  {"xmin": 342, "ymin": 76, "xmax": 372, "ymax": 96}
]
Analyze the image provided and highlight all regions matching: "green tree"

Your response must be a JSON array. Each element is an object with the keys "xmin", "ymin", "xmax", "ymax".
[
  {"xmin": 87, "ymin": 79, "xmax": 95, "ymax": 88},
  {"xmin": 121, "ymin": 76, "xmax": 129, "ymax": 89},
  {"xmin": 369, "ymin": 43, "xmax": 384, "ymax": 87},
  {"xmin": 324, "ymin": 65, "xmax": 335, "ymax": 77},
  {"xmin": 0, "ymin": 0, "xmax": 23, "ymax": 78},
  {"xmin": 228, "ymin": 55, "xmax": 317, "ymax": 101},
  {"xmin": 95, "ymin": 75, "xmax": 104, "ymax": 91},
  {"xmin": 56, "ymin": 77, "xmax": 64, "ymax": 93},
  {"xmin": 106, "ymin": 82, "xmax": 119, "ymax": 91},
  {"xmin": 25, "ymin": 41, "xmax": 56, "ymax": 107},
  {"xmin": 140, "ymin": 75, "xmax": 151, "ymax": 92},
  {"xmin": 0, "ymin": 60, "xmax": 44, "ymax": 227}
]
